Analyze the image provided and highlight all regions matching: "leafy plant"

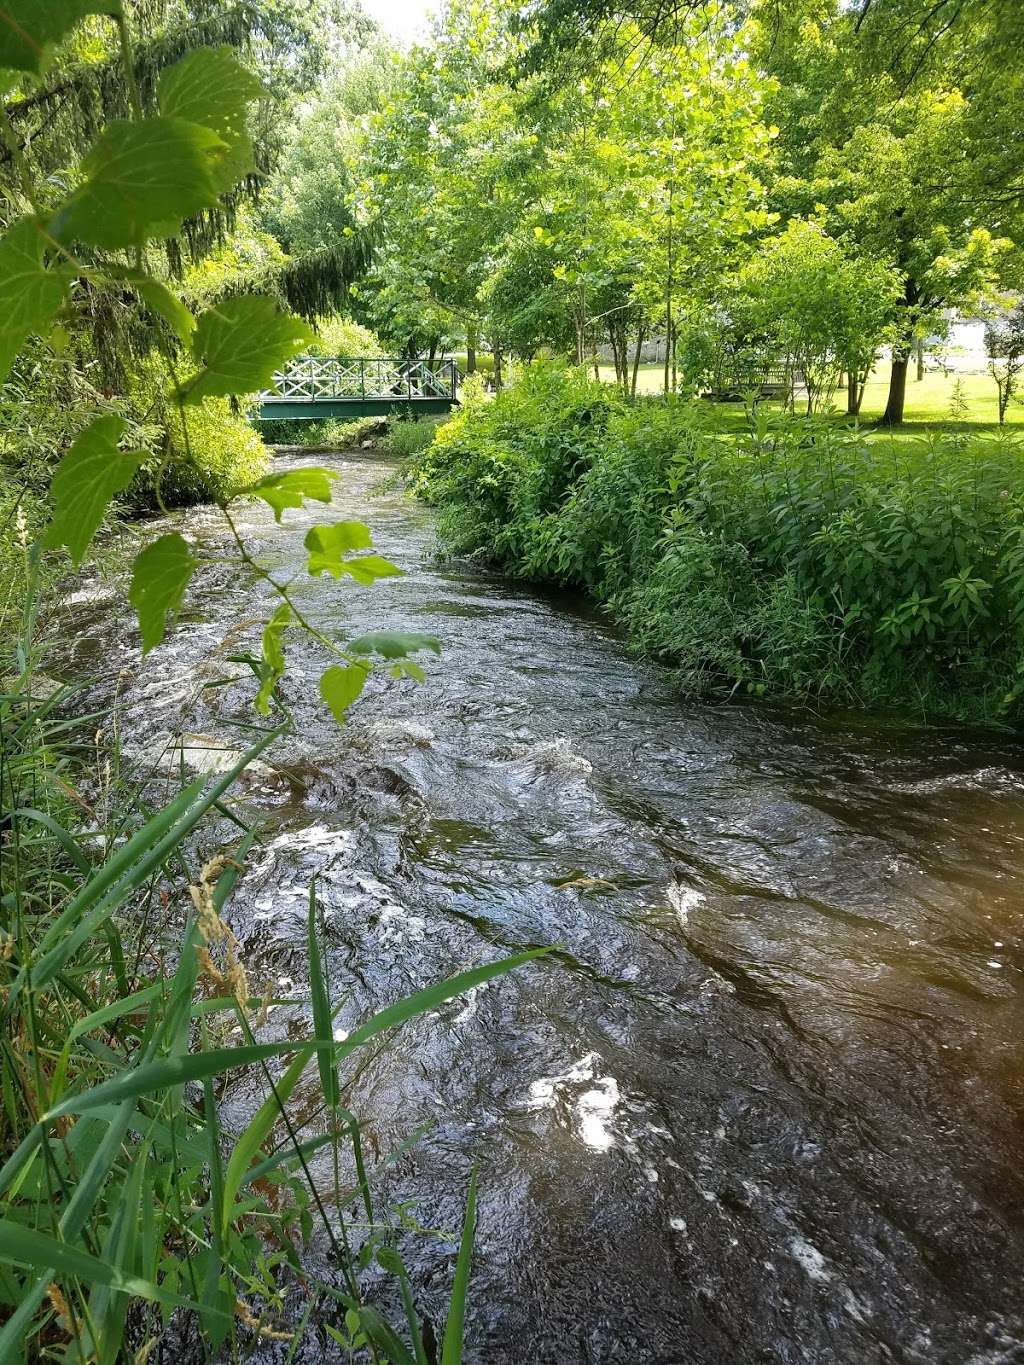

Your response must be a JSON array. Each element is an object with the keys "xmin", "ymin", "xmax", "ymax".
[
  {"xmin": 412, "ymin": 364, "xmax": 1024, "ymax": 722},
  {"xmin": 0, "ymin": 4, "xmax": 436, "ymax": 726},
  {"xmin": 0, "ymin": 6, "xmax": 531, "ymax": 1361}
]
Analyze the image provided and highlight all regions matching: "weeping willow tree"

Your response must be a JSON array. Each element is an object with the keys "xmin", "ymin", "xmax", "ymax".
[{"xmin": 0, "ymin": 0, "xmax": 379, "ymax": 389}]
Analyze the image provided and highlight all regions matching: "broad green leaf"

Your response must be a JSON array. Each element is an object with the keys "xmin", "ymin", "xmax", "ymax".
[
  {"xmin": 320, "ymin": 664, "xmax": 367, "ymax": 722},
  {"xmin": 0, "ymin": 0, "xmax": 121, "ymax": 74},
  {"xmin": 129, "ymin": 532, "xmax": 197, "ymax": 654},
  {"xmin": 0, "ymin": 217, "xmax": 73, "ymax": 383},
  {"xmin": 43, "ymin": 416, "xmax": 145, "ymax": 566},
  {"xmin": 254, "ymin": 603, "xmax": 290, "ymax": 714},
  {"xmin": 246, "ymin": 467, "xmax": 339, "ymax": 523},
  {"xmin": 183, "ymin": 296, "xmax": 314, "ymax": 403},
  {"xmin": 349, "ymin": 631, "xmax": 441, "ymax": 659},
  {"xmin": 341, "ymin": 554, "xmax": 403, "ymax": 586},
  {"xmin": 305, "ymin": 523, "xmax": 402, "ymax": 584},
  {"xmin": 441, "ymin": 1168, "xmax": 478, "ymax": 1365},
  {"xmin": 305, "ymin": 520, "xmax": 373, "ymax": 571},
  {"xmin": 158, "ymin": 45, "xmax": 265, "ymax": 192},
  {"xmin": 53, "ymin": 117, "xmax": 224, "ymax": 249}
]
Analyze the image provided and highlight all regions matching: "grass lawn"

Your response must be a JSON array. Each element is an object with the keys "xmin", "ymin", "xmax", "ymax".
[{"xmin": 597, "ymin": 363, "xmax": 1024, "ymax": 437}]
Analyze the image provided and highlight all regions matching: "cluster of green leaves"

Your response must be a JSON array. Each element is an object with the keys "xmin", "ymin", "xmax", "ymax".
[
  {"xmin": 413, "ymin": 364, "xmax": 1024, "ymax": 722},
  {"xmin": 0, "ymin": 1, "xmax": 437, "ymax": 726},
  {"xmin": 0, "ymin": 7, "xmax": 477, "ymax": 1356}
]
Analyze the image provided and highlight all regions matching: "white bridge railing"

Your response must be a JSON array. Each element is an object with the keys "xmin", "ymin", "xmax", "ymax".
[{"xmin": 259, "ymin": 356, "xmax": 459, "ymax": 402}]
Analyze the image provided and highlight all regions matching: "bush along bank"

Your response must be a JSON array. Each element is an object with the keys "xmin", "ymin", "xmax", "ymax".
[{"xmin": 410, "ymin": 366, "xmax": 1024, "ymax": 725}]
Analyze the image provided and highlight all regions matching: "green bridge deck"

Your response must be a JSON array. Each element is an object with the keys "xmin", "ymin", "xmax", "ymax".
[{"xmin": 256, "ymin": 356, "xmax": 459, "ymax": 421}]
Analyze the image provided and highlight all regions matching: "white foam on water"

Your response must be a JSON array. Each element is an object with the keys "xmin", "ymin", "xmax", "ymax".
[
  {"xmin": 667, "ymin": 883, "xmax": 705, "ymax": 927},
  {"xmin": 526, "ymin": 1052, "xmax": 601, "ymax": 1108},
  {"xmin": 377, "ymin": 904, "xmax": 427, "ymax": 946},
  {"xmin": 525, "ymin": 1053, "xmax": 621, "ymax": 1151},
  {"xmin": 266, "ymin": 825, "xmax": 355, "ymax": 856},
  {"xmin": 577, "ymin": 1078, "xmax": 620, "ymax": 1151},
  {"xmin": 789, "ymin": 1237, "xmax": 832, "ymax": 1283}
]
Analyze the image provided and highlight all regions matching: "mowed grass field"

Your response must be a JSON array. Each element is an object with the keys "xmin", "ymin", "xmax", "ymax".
[{"xmin": 597, "ymin": 364, "xmax": 1024, "ymax": 434}]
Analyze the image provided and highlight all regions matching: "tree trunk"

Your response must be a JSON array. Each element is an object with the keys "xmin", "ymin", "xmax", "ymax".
[
  {"xmin": 916, "ymin": 337, "xmax": 925, "ymax": 382},
  {"xmin": 466, "ymin": 322, "xmax": 478, "ymax": 375},
  {"xmin": 846, "ymin": 371, "xmax": 861, "ymax": 416},
  {"xmin": 880, "ymin": 351, "xmax": 910, "ymax": 426},
  {"xmin": 631, "ymin": 325, "xmax": 645, "ymax": 399}
]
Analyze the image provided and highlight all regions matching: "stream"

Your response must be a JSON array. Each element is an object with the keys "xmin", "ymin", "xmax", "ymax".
[{"xmin": 65, "ymin": 451, "xmax": 1024, "ymax": 1364}]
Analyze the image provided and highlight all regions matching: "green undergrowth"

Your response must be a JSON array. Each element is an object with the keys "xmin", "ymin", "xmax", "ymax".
[
  {"xmin": 0, "ymin": 572, "xmax": 529, "ymax": 1362},
  {"xmin": 0, "ymin": 350, "xmax": 268, "ymax": 603},
  {"xmin": 411, "ymin": 365, "xmax": 1024, "ymax": 724},
  {"xmin": 381, "ymin": 416, "xmax": 445, "ymax": 459},
  {"xmin": 257, "ymin": 414, "xmax": 444, "ymax": 458},
  {"xmin": 257, "ymin": 415, "xmax": 384, "ymax": 447}
]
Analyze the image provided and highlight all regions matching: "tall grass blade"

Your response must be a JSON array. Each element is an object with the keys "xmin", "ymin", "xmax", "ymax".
[
  {"xmin": 308, "ymin": 879, "xmax": 339, "ymax": 1110},
  {"xmin": 221, "ymin": 1043, "xmax": 316, "ymax": 1238},
  {"xmin": 0, "ymin": 1219, "xmax": 230, "ymax": 1321},
  {"xmin": 45, "ymin": 949, "xmax": 545, "ymax": 1122},
  {"xmin": 441, "ymin": 1167, "xmax": 478, "ymax": 1365}
]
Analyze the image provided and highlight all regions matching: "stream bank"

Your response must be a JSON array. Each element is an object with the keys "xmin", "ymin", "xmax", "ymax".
[{"xmin": 65, "ymin": 451, "xmax": 1024, "ymax": 1364}]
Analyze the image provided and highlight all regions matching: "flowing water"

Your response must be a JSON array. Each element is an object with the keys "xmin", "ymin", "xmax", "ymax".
[{"xmin": 66, "ymin": 452, "xmax": 1024, "ymax": 1364}]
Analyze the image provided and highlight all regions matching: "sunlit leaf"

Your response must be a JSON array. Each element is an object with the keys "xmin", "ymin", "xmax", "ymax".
[
  {"xmin": 254, "ymin": 603, "xmax": 290, "ymax": 714},
  {"xmin": 0, "ymin": 217, "xmax": 74, "ymax": 383},
  {"xmin": 183, "ymin": 296, "xmax": 314, "ymax": 403},
  {"xmin": 245, "ymin": 467, "xmax": 339, "ymax": 522},
  {"xmin": 158, "ymin": 45, "xmax": 265, "ymax": 192},
  {"xmin": 304, "ymin": 524, "xmax": 401, "ymax": 584},
  {"xmin": 348, "ymin": 631, "xmax": 441, "ymax": 659},
  {"xmin": 0, "ymin": 0, "xmax": 122, "ymax": 74},
  {"xmin": 319, "ymin": 663, "xmax": 368, "ymax": 722},
  {"xmin": 53, "ymin": 118, "xmax": 224, "ymax": 249},
  {"xmin": 304, "ymin": 520, "xmax": 372, "ymax": 576},
  {"xmin": 342, "ymin": 554, "xmax": 403, "ymax": 586},
  {"xmin": 43, "ymin": 416, "xmax": 145, "ymax": 566},
  {"xmin": 129, "ymin": 533, "xmax": 197, "ymax": 654}
]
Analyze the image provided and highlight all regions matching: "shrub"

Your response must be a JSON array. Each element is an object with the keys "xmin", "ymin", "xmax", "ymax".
[
  {"xmin": 412, "ymin": 365, "xmax": 1024, "ymax": 723},
  {"xmin": 125, "ymin": 358, "xmax": 268, "ymax": 507},
  {"xmin": 256, "ymin": 415, "xmax": 381, "ymax": 447},
  {"xmin": 381, "ymin": 415, "xmax": 444, "ymax": 458},
  {"xmin": 307, "ymin": 315, "xmax": 385, "ymax": 357}
]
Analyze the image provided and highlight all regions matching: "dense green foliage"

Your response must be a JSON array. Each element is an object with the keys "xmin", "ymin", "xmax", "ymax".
[
  {"xmin": 413, "ymin": 367, "xmax": 1024, "ymax": 721},
  {"xmin": 0, "ymin": 5, "xmax": 515, "ymax": 1361},
  {"xmin": 259, "ymin": 0, "xmax": 1024, "ymax": 425}
]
